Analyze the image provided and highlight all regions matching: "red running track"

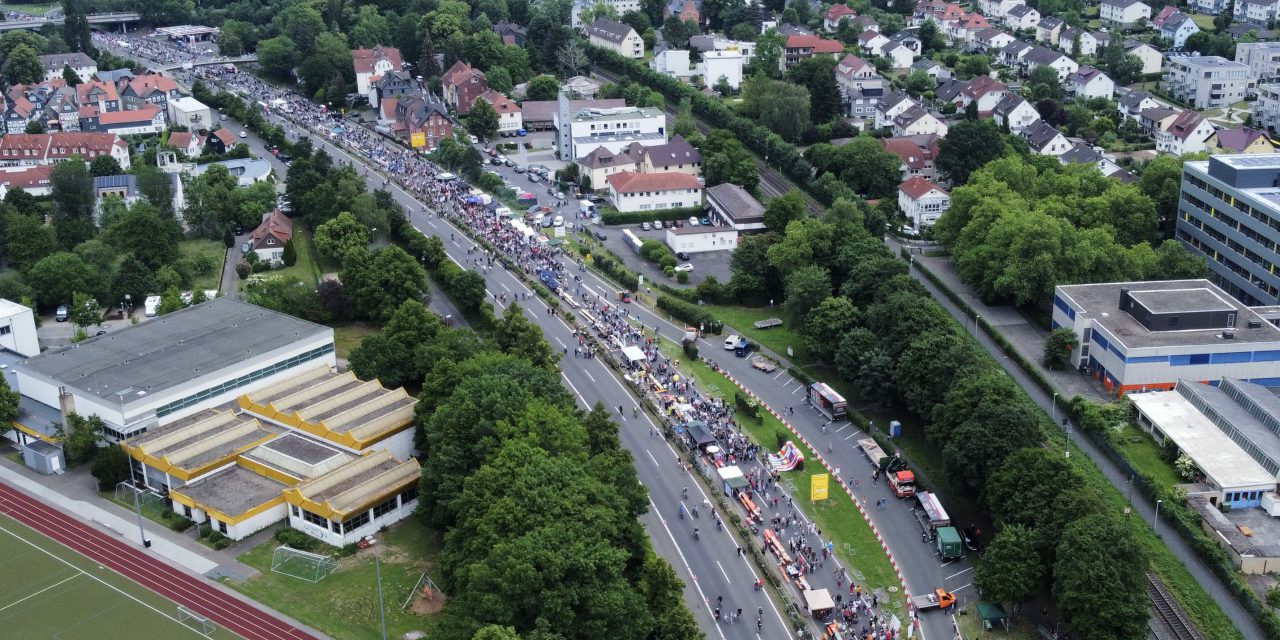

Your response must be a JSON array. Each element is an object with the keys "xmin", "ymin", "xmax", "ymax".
[{"xmin": 0, "ymin": 482, "xmax": 319, "ymax": 640}]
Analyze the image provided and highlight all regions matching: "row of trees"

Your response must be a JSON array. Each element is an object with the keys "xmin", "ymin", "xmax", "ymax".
[
  {"xmin": 713, "ymin": 189, "xmax": 1150, "ymax": 637},
  {"xmin": 933, "ymin": 155, "xmax": 1206, "ymax": 308}
]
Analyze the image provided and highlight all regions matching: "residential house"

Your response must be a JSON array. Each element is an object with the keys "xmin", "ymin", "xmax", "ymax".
[
  {"xmin": 1235, "ymin": 41, "xmax": 1280, "ymax": 88},
  {"xmin": 1005, "ymin": 5, "xmax": 1041, "ymax": 31},
  {"xmin": 858, "ymin": 30, "xmax": 891, "ymax": 56},
  {"xmin": 1140, "ymin": 106, "xmax": 1183, "ymax": 134},
  {"xmin": 992, "ymin": 94, "xmax": 1042, "ymax": 133},
  {"xmin": 914, "ymin": 1, "xmax": 965, "ymax": 28},
  {"xmin": 888, "ymin": 31, "xmax": 923, "ymax": 55},
  {"xmin": 1252, "ymin": 83, "xmax": 1280, "ymax": 131},
  {"xmin": 1100, "ymin": 0, "xmax": 1152, "ymax": 28},
  {"xmin": 979, "ymin": 0, "xmax": 1026, "ymax": 19},
  {"xmin": 689, "ymin": 35, "xmax": 757, "ymax": 60},
  {"xmin": 90, "ymin": 104, "xmax": 165, "ymax": 135},
  {"xmin": 706, "ymin": 183, "xmax": 766, "ymax": 231},
  {"xmin": 1000, "ymin": 39, "xmax": 1035, "ymax": 66},
  {"xmin": 1193, "ymin": 0, "xmax": 1229, "ymax": 14},
  {"xmin": 190, "ymin": 158, "xmax": 273, "ymax": 187},
  {"xmin": 892, "ymin": 105, "xmax": 949, "ymax": 136},
  {"xmin": 4, "ymin": 94, "xmax": 35, "ymax": 134},
  {"xmin": 1060, "ymin": 30, "xmax": 1110, "ymax": 57},
  {"xmin": 1163, "ymin": 55, "xmax": 1252, "ymax": 109},
  {"xmin": 248, "ymin": 209, "xmax": 292, "ymax": 264},
  {"xmin": 119, "ymin": 74, "xmax": 181, "ymax": 112},
  {"xmin": 642, "ymin": 135, "xmax": 702, "ymax": 175},
  {"xmin": 570, "ymin": 0, "xmax": 640, "ymax": 28},
  {"xmin": 1070, "ymin": 66, "xmax": 1116, "ymax": 99},
  {"xmin": 1023, "ymin": 121, "xmax": 1072, "ymax": 156},
  {"xmin": 880, "ymin": 42, "xmax": 916, "ymax": 70},
  {"xmin": 39, "ymin": 52, "xmax": 96, "ymax": 83},
  {"xmin": 441, "ymin": 61, "xmax": 488, "ymax": 114},
  {"xmin": 898, "ymin": 176, "xmax": 950, "ymax": 229},
  {"xmin": 1036, "ymin": 16, "xmax": 1064, "ymax": 44},
  {"xmin": 352, "ymin": 46, "xmax": 404, "ymax": 95},
  {"xmin": 206, "ymin": 128, "xmax": 240, "ymax": 155},
  {"xmin": 974, "ymin": 28, "xmax": 1015, "ymax": 53},
  {"xmin": 936, "ymin": 74, "xmax": 1009, "ymax": 115},
  {"xmin": 605, "ymin": 171, "xmax": 703, "ymax": 212},
  {"xmin": 394, "ymin": 96, "xmax": 453, "ymax": 150},
  {"xmin": 1226, "ymin": 24, "xmax": 1277, "ymax": 39},
  {"xmin": 881, "ymin": 134, "xmax": 944, "ymax": 183},
  {"xmin": 1118, "ymin": 89, "xmax": 1161, "ymax": 122},
  {"xmin": 824, "ymin": 4, "xmax": 858, "ymax": 30},
  {"xmin": 1155, "ymin": 8, "xmax": 1200, "ymax": 48},
  {"xmin": 948, "ymin": 12, "xmax": 992, "ymax": 48},
  {"xmin": 875, "ymin": 91, "xmax": 919, "ymax": 129},
  {"xmin": 167, "ymin": 96, "xmax": 210, "ymax": 131},
  {"xmin": 0, "ymin": 165, "xmax": 53, "ymax": 196},
  {"xmin": 493, "ymin": 21, "xmax": 527, "ymax": 46},
  {"xmin": 665, "ymin": 0, "xmax": 702, "ymax": 25},
  {"xmin": 850, "ymin": 15, "xmax": 880, "ymax": 33},
  {"xmin": 576, "ymin": 143, "xmax": 645, "ymax": 191},
  {"xmin": 76, "ymin": 81, "xmax": 119, "ymax": 114},
  {"xmin": 0, "ymin": 132, "xmax": 130, "ymax": 169},
  {"xmin": 1206, "ymin": 125, "xmax": 1275, "ymax": 154},
  {"xmin": 1058, "ymin": 144, "xmax": 1134, "ymax": 181},
  {"xmin": 475, "ymin": 89, "xmax": 523, "ymax": 134},
  {"xmin": 168, "ymin": 131, "xmax": 204, "ymax": 158},
  {"xmin": 587, "ymin": 18, "xmax": 645, "ymax": 59},
  {"xmin": 1155, "ymin": 109, "xmax": 1215, "ymax": 155},
  {"xmin": 43, "ymin": 86, "xmax": 79, "ymax": 131},
  {"xmin": 699, "ymin": 50, "xmax": 746, "ymax": 90},
  {"xmin": 371, "ymin": 71, "xmax": 417, "ymax": 111},
  {"xmin": 1125, "ymin": 41, "xmax": 1164, "ymax": 75},
  {"xmin": 651, "ymin": 49, "xmax": 696, "ymax": 82},
  {"xmin": 1022, "ymin": 46, "xmax": 1079, "ymax": 82},
  {"xmin": 558, "ymin": 104, "xmax": 667, "ymax": 160},
  {"xmin": 785, "ymin": 34, "xmax": 846, "ymax": 70},
  {"xmin": 910, "ymin": 59, "xmax": 951, "ymax": 81},
  {"xmin": 835, "ymin": 55, "xmax": 886, "ymax": 121},
  {"xmin": 527, "ymin": 97, "xmax": 625, "ymax": 132}
]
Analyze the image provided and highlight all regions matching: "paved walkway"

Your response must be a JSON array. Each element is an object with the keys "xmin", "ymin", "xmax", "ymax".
[{"xmin": 0, "ymin": 453, "xmax": 263, "ymax": 581}]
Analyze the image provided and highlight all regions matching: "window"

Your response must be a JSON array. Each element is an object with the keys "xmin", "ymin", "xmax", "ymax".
[
  {"xmin": 343, "ymin": 511, "xmax": 371, "ymax": 533},
  {"xmin": 301, "ymin": 508, "xmax": 329, "ymax": 528},
  {"xmin": 217, "ymin": 520, "xmax": 227, "ymax": 534},
  {"xmin": 373, "ymin": 496, "xmax": 398, "ymax": 519},
  {"xmin": 0, "ymin": 325, "xmax": 9, "ymax": 336}
]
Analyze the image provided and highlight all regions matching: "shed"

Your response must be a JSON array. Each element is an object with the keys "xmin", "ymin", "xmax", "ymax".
[
  {"xmin": 717, "ymin": 465, "xmax": 750, "ymax": 495},
  {"xmin": 22, "ymin": 440, "xmax": 65, "ymax": 475},
  {"xmin": 684, "ymin": 421, "xmax": 716, "ymax": 447},
  {"xmin": 803, "ymin": 588, "xmax": 835, "ymax": 615}
]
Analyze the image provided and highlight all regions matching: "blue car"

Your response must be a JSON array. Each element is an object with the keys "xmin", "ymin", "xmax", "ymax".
[{"xmin": 516, "ymin": 129, "xmax": 527, "ymax": 136}]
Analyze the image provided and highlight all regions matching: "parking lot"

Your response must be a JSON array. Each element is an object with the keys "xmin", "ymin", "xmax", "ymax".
[{"xmin": 594, "ymin": 222, "xmax": 734, "ymax": 291}]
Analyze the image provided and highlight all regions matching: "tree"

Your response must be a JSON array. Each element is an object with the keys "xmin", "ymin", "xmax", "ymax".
[
  {"xmin": 741, "ymin": 74, "xmax": 811, "ymax": 141},
  {"xmin": 494, "ymin": 303, "xmax": 559, "ymax": 369},
  {"xmin": 1054, "ymin": 514, "xmax": 1149, "ymax": 640},
  {"xmin": 101, "ymin": 202, "xmax": 181, "ymax": 270},
  {"xmin": 341, "ymin": 246, "xmax": 428, "ymax": 323},
  {"xmin": 89, "ymin": 155, "xmax": 123, "ymax": 178},
  {"xmin": 834, "ymin": 137, "xmax": 902, "ymax": 198},
  {"xmin": 975, "ymin": 525, "xmax": 1043, "ymax": 606},
  {"xmin": 803, "ymin": 296, "xmax": 860, "ymax": 356},
  {"xmin": 788, "ymin": 56, "xmax": 843, "ymax": 124},
  {"xmin": 314, "ymin": 211, "xmax": 371, "ymax": 261},
  {"xmin": 0, "ymin": 30, "xmax": 47, "ymax": 62},
  {"xmin": 486, "ymin": 66, "xmax": 513, "ymax": 95},
  {"xmin": 937, "ymin": 119, "xmax": 1009, "ymax": 185},
  {"xmin": 23, "ymin": 120, "xmax": 44, "ymax": 134},
  {"xmin": 157, "ymin": 286, "xmax": 185, "ymax": 315},
  {"xmin": 445, "ymin": 268, "xmax": 488, "ymax": 310},
  {"xmin": 69, "ymin": 291, "xmax": 101, "ymax": 329},
  {"xmin": 1138, "ymin": 154, "xmax": 1192, "ymax": 236},
  {"xmin": 0, "ymin": 369, "xmax": 18, "ymax": 438},
  {"xmin": 956, "ymin": 54, "xmax": 990, "ymax": 79},
  {"xmin": 257, "ymin": 36, "xmax": 300, "ymax": 81},
  {"xmin": 58, "ymin": 412, "xmax": 103, "ymax": 466},
  {"xmin": 556, "ymin": 39, "xmax": 589, "ymax": 77},
  {"xmin": 472, "ymin": 625, "xmax": 522, "ymax": 640},
  {"xmin": 763, "ymin": 191, "xmax": 806, "ymax": 232},
  {"xmin": 917, "ymin": 20, "xmax": 945, "ymax": 53},
  {"xmin": 467, "ymin": 97, "xmax": 501, "ymax": 141},
  {"xmin": 661, "ymin": 16, "xmax": 697, "ymax": 48},
  {"xmin": 701, "ymin": 129, "xmax": 759, "ymax": 194},
  {"xmin": 3, "ymin": 44, "xmax": 43, "ymax": 86},
  {"xmin": 751, "ymin": 29, "xmax": 785, "ymax": 77},
  {"xmin": 1026, "ymin": 65, "xmax": 1063, "ymax": 101},
  {"xmin": 61, "ymin": 64, "xmax": 82, "ymax": 86},
  {"xmin": 300, "ymin": 32, "xmax": 354, "ymax": 98},
  {"xmin": 61, "ymin": 0, "xmax": 94, "ymax": 56},
  {"xmin": 526, "ymin": 74, "xmax": 560, "ymax": 101},
  {"xmin": 4, "ymin": 213, "xmax": 58, "ymax": 271},
  {"xmin": 27, "ymin": 252, "xmax": 102, "ymax": 308},
  {"xmin": 1043, "ymin": 327, "xmax": 1078, "ymax": 370},
  {"xmin": 50, "ymin": 158, "xmax": 96, "ymax": 249},
  {"xmin": 783, "ymin": 265, "xmax": 831, "ymax": 322},
  {"xmin": 136, "ymin": 165, "xmax": 176, "ymax": 218}
]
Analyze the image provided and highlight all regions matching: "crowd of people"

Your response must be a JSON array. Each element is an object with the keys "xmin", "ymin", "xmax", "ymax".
[{"xmin": 97, "ymin": 32, "xmax": 909, "ymax": 640}]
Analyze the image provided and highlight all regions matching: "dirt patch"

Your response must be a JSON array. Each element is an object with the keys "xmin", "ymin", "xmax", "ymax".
[{"xmin": 408, "ymin": 590, "xmax": 446, "ymax": 616}]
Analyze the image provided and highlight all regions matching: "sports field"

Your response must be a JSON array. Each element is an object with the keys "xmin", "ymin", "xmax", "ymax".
[{"xmin": 0, "ymin": 513, "xmax": 241, "ymax": 640}]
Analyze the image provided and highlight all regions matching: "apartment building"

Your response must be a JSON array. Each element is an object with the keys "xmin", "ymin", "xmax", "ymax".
[
  {"xmin": 1236, "ymin": 41, "xmax": 1280, "ymax": 88},
  {"xmin": 1163, "ymin": 55, "xmax": 1253, "ymax": 109}
]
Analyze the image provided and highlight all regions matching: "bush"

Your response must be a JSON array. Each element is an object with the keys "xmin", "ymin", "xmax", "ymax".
[
  {"xmin": 235, "ymin": 261, "xmax": 251, "ymax": 278},
  {"xmin": 90, "ymin": 444, "xmax": 131, "ymax": 491},
  {"xmin": 600, "ymin": 206, "xmax": 703, "ymax": 226},
  {"xmin": 657, "ymin": 294, "xmax": 723, "ymax": 334},
  {"xmin": 736, "ymin": 391, "xmax": 761, "ymax": 419},
  {"xmin": 274, "ymin": 526, "xmax": 323, "ymax": 552},
  {"xmin": 212, "ymin": 536, "xmax": 232, "ymax": 550},
  {"xmin": 168, "ymin": 517, "xmax": 194, "ymax": 532},
  {"xmin": 676, "ymin": 271, "xmax": 689, "ymax": 284},
  {"xmin": 682, "ymin": 340, "xmax": 699, "ymax": 360}
]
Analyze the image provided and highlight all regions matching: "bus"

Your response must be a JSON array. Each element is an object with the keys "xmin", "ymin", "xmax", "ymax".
[{"xmin": 807, "ymin": 382, "xmax": 847, "ymax": 421}]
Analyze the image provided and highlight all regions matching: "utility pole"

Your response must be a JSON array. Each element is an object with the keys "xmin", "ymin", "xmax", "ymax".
[
  {"xmin": 126, "ymin": 457, "xmax": 150, "ymax": 548},
  {"xmin": 376, "ymin": 553, "xmax": 388, "ymax": 640}
]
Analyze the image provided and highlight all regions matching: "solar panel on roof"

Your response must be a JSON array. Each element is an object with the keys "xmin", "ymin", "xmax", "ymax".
[{"xmin": 1224, "ymin": 155, "xmax": 1280, "ymax": 168}]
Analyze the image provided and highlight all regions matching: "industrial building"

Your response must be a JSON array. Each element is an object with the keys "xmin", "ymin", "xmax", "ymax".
[
  {"xmin": 0, "ymin": 298, "xmax": 38, "ymax": 358},
  {"xmin": 1177, "ymin": 155, "xmax": 1280, "ymax": 307},
  {"xmin": 1051, "ymin": 280, "xmax": 1280, "ymax": 395}
]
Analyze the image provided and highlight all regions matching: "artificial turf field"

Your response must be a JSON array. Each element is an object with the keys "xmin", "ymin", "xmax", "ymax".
[{"xmin": 0, "ymin": 512, "xmax": 240, "ymax": 639}]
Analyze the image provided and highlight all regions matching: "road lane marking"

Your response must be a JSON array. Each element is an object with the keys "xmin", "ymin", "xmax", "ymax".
[
  {"xmin": 500, "ymin": 282, "xmax": 511, "ymax": 292},
  {"xmin": 715, "ymin": 561, "xmax": 731, "ymax": 584},
  {"xmin": 647, "ymin": 500, "xmax": 729, "ymax": 640},
  {"xmin": 584, "ymin": 370, "xmax": 596, "ymax": 383},
  {"xmin": 646, "ymin": 450, "xmax": 661, "ymax": 467},
  {"xmin": 559, "ymin": 372, "xmax": 588, "ymax": 408},
  {"xmin": 946, "ymin": 567, "xmax": 974, "ymax": 580}
]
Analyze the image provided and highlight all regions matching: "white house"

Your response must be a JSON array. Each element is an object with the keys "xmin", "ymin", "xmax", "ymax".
[
  {"xmin": 859, "ymin": 30, "xmax": 891, "ymax": 55},
  {"xmin": 881, "ymin": 42, "xmax": 916, "ymax": 69},
  {"xmin": 1100, "ymin": 0, "xmax": 1152, "ymax": 28},
  {"xmin": 824, "ymin": 3, "xmax": 859, "ymax": 30},
  {"xmin": 898, "ymin": 176, "xmax": 950, "ymax": 229},
  {"xmin": 1156, "ymin": 10, "xmax": 1200, "ymax": 48},
  {"xmin": 570, "ymin": 0, "xmax": 640, "ymax": 27},
  {"xmin": 979, "ymin": 0, "xmax": 1025, "ymax": 19},
  {"xmin": 893, "ymin": 105, "xmax": 949, "ymax": 136},
  {"xmin": 248, "ymin": 209, "xmax": 292, "ymax": 264},
  {"xmin": 587, "ymin": 19, "xmax": 645, "ymax": 59},
  {"xmin": 665, "ymin": 226, "xmax": 739, "ymax": 254},
  {"xmin": 700, "ymin": 50, "xmax": 746, "ymax": 90},
  {"xmin": 1059, "ymin": 29, "xmax": 1109, "ymax": 57},
  {"xmin": 992, "ymin": 94, "xmax": 1042, "ymax": 133},
  {"xmin": 558, "ymin": 104, "xmax": 668, "ymax": 160},
  {"xmin": 1004, "ymin": 5, "xmax": 1041, "ymax": 30},
  {"xmin": 167, "ymin": 96, "xmax": 211, "ymax": 131},
  {"xmin": 974, "ymin": 27, "xmax": 1016, "ymax": 52},
  {"xmin": 1036, "ymin": 16, "xmax": 1064, "ymax": 44},
  {"xmin": 1023, "ymin": 121, "xmax": 1072, "ymax": 156},
  {"xmin": 1156, "ymin": 110, "xmax": 1215, "ymax": 155},
  {"xmin": 1000, "ymin": 40, "xmax": 1035, "ymax": 66},
  {"xmin": 0, "ymin": 298, "xmax": 39, "ymax": 357},
  {"xmin": 876, "ymin": 91, "xmax": 918, "ymax": 129},
  {"xmin": 39, "ymin": 52, "xmax": 96, "ymax": 83},
  {"xmin": 835, "ymin": 55, "xmax": 886, "ymax": 121},
  {"xmin": 606, "ymin": 171, "xmax": 703, "ymax": 212},
  {"xmin": 1126, "ymin": 42, "xmax": 1164, "ymax": 75},
  {"xmin": 1070, "ymin": 66, "xmax": 1115, "ymax": 99},
  {"xmin": 475, "ymin": 90, "xmax": 523, "ymax": 134},
  {"xmin": 1023, "ymin": 46, "xmax": 1079, "ymax": 81},
  {"xmin": 936, "ymin": 75, "xmax": 1009, "ymax": 115},
  {"xmin": 651, "ymin": 49, "xmax": 695, "ymax": 81},
  {"xmin": 351, "ymin": 46, "xmax": 404, "ymax": 96}
]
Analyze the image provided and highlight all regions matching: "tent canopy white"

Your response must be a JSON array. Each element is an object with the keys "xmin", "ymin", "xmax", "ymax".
[
  {"xmin": 804, "ymin": 588, "xmax": 835, "ymax": 613},
  {"xmin": 622, "ymin": 345, "xmax": 647, "ymax": 364}
]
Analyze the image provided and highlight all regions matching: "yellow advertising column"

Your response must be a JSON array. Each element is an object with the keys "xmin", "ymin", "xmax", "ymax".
[{"xmin": 811, "ymin": 473, "xmax": 829, "ymax": 502}]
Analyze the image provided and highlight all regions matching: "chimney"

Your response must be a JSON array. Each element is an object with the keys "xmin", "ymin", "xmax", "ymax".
[
  {"xmin": 57, "ymin": 386, "xmax": 75, "ymax": 432},
  {"xmin": 1119, "ymin": 287, "xmax": 1132, "ymax": 311}
]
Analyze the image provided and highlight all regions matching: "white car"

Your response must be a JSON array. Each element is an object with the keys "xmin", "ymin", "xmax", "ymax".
[
  {"xmin": 674, "ymin": 263, "xmax": 694, "ymax": 273},
  {"xmin": 688, "ymin": 217, "xmax": 700, "ymax": 227},
  {"xmin": 724, "ymin": 335, "xmax": 740, "ymax": 350},
  {"xmin": 239, "ymin": 131, "xmax": 248, "ymax": 138}
]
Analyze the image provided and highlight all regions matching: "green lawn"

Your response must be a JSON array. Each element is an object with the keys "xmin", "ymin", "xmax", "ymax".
[
  {"xmin": 704, "ymin": 304, "xmax": 811, "ymax": 365},
  {"xmin": 270, "ymin": 228, "xmax": 321, "ymax": 286},
  {"xmin": 178, "ymin": 239, "xmax": 227, "ymax": 292},
  {"xmin": 1113, "ymin": 424, "xmax": 1184, "ymax": 492},
  {"xmin": 228, "ymin": 518, "xmax": 444, "ymax": 640},
  {"xmin": 0, "ymin": 513, "xmax": 237, "ymax": 639},
  {"xmin": 334, "ymin": 323, "xmax": 378, "ymax": 359},
  {"xmin": 956, "ymin": 602, "xmax": 1040, "ymax": 640},
  {"xmin": 0, "ymin": 2, "xmax": 58, "ymax": 15},
  {"xmin": 1191, "ymin": 13, "xmax": 1216, "ymax": 30}
]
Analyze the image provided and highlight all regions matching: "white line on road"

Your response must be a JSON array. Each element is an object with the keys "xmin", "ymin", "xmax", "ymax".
[
  {"xmin": 792, "ymin": 387, "xmax": 803, "ymax": 395},
  {"xmin": 559, "ymin": 372, "xmax": 588, "ymax": 408},
  {"xmin": 772, "ymin": 371, "xmax": 786, "ymax": 380},
  {"xmin": 647, "ymin": 499, "xmax": 729, "ymax": 640},
  {"xmin": 584, "ymin": 370, "xmax": 596, "ymax": 383},
  {"xmin": 946, "ymin": 567, "xmax": 974, "ymax": 580},
  {"xmin": 555, "ymin": 336, "xmax": 566, "ymax": 348},
  {"xmin": 500, "ymin": 282, "xmax": 511, "ymax": 292},
  {"xmin": 646, "ymin": 450, "xmax": 661, "ymax": 467},
  {"xmin": 951, "ymin": 583, "xmax": 973, "ymax": 593},
  {"xmin": 845, "ymin": 432, "xmax": 859, "ymax": 440},
  {"xmin": 715, "ymin": 561, "xmax": 731, "ymax": 584}
]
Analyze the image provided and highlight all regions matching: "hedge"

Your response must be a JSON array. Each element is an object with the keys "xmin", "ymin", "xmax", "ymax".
[
  {"xmin": 600, "ymin": 206, "xmax": 705, "ymax": 226},
  {"xmin": 656, "ymin": 294, "xmax": 723, "ymax": 334}
]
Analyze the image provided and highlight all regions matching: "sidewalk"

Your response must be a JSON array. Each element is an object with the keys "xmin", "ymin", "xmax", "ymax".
[
  {"xmin": 0, "ymin": 453, "xmax": 261, "ymax": 581},
  {"xmin": 894, "ymin": 239, "xmax": 1108, "ymax": 402}
]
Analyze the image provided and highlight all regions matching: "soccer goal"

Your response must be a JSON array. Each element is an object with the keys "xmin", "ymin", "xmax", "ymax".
[
  {"xmin": 177, "ymin": 605, "xmax": 217, "ymax": 636},
  {"xmin": 113, "ymin": 481, "xmax": 164, "ymax": 510},
  {"xmin": 270, "ymin": 545, "xmax": 338, "ymax": 582}
]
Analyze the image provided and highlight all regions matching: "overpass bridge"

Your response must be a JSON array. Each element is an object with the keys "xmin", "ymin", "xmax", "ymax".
[
  {"xmin": 158, "ymin": 55, "xmax": 257, "ymax": 72},
  {"xmin": 0, "ymin": 12, "xmax": 140, "ymax": 33}
]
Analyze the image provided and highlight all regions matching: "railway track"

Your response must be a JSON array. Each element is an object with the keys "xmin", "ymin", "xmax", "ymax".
[
  {"xmin": 591, "ymin": 66, "xmax": 824, "ymax": 215},
  {"xmin": 1147, "ymin": 573, "xmax": 1206, "ymax": 640}
]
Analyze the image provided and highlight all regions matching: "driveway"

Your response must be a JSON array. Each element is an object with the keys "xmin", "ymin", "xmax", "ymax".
[{"xmin": 594, "ymin": 223, "xmax": 733, "ymax": 290}]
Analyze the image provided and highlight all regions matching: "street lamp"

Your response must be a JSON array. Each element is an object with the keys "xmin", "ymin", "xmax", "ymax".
[
  {"xmin": 1154, "ymin": 499, "xmax": 1163, "ymax": 535},
  {"xmin": 1051, "ymin": 392, "xmax": 1058, "ymax": 421}
]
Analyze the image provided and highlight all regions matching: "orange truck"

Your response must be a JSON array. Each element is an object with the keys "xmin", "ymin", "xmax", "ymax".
[
  {"xmin": 887, "ymin": 468, "xmax": 916, "ymax": 498},
  {"xmin": 911, "ymin": 588, "xmax": 956, "ymax": 613}
]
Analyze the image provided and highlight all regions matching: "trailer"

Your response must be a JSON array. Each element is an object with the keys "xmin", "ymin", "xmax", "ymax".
[
  {"xmin": 912, "ymin": 490, "xmax": 951, "ymax": 540},
  {"xmin": 936, "ymin": 526, "xmax": 963, "ymax": 560},
  {"xmin": 622, "ymin": 229, "xmax": 644, "ymax": 254},
  {"xmin": 754, "ymin": 317, "xmax": 783, "ymax": 329},
  {"xmin": 910, "ymin": 588, "xmax": 956, "ymax": 613},
  {"xmin": 807, "ymin": 382, "xmax": 847, "ymax": 421},
  {"xmin": 858, "ymin": 439, "xmax": 889, "ymax": 467},
  {"xmin": 752, "ymin": 356, "xmax": 777, "ymax": 372}
]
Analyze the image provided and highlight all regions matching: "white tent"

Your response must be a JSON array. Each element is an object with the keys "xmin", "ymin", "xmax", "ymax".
[
  {"xmin": 804, "ymin": 588, "xmax": 835, "ymax": 614},
  {"xmin": 621, "ymin": 346, "xmax": 647, "ymax": 365}
]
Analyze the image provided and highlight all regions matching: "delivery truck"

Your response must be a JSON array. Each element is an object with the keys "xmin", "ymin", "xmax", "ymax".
[
  {"xmin": 935, "ymin": 526, "xmax": 963, "ymax": 560},
  {"xmin": 910, "ymin": 588, "xmax": 956, "ymax": 613},
  {"xmin": 807, "ymin": 382, "xmax": 847, "ymax": 421}
]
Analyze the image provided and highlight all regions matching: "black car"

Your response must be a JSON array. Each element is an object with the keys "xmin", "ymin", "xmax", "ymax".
[
  {"xmin": 959, "ymin": 526, "xmax": 982, "ymax": 552},
  {"xmin": 234, "ymin": 223, "xmax": 244, "ymax": 235},
  {"xmin": 676, "ymin": 252, "xmax": 689, "ymax": 260},
  {"xmin": 594, "ymin": 231, "xmax": 607, "ymax": 241},
  {"xmin": 278, "ymin": 154, "xmax": 293, "ymax": 164}
]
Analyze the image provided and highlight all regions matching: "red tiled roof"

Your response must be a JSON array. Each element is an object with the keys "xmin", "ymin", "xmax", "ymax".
[
  {"xmin": 381, "ymin": 97, "xmax": 399, "ymax": 120},
  {"xmin": 787, "ymin": 35, "xmax": 845, "ymax": 53},
  {"xmin": 251, "ymin": 209, "xmax": 293, "ymax": 248},
  {"xmin": 899, "ymin": 176, "xmax": 946, "ymax": 199},
  {"xmin": 606, "ymin": 170, "xmax": 703, "ymax": 193},
  {"xmin": 127, "ymin": 74, "xmax": 178, "ymax": 96},
  {"xmin": 0, "ymin": 164, "xmax": 52, "ymax": 191},
  {"xmin": 352, "ymin": 46, "xmax": 404, "ymax": 75},
  {"xmin": 881, "ymin": 135, "xmax": 940, "ymax": 169},
  {"xmin": 825, "ymin": 4, "xmax": 857, "ymax": 20},
  {"xmin": 212, "ymin": 128, "xmax": 237, "ymax": 146},
  {"xmin": 98, "ymin": 104, "xmax": 161, "ymax": 124},
  {"xmin": 477, "ymin": 89, "xmax": 521, "ymax": 114},
  {"xmin": 76, "ymin": 81, "xmax": 118, "ymax": 104},
  {"xmin": 169, "ymin": 131, "xmax": 194, "ymax": 148}
]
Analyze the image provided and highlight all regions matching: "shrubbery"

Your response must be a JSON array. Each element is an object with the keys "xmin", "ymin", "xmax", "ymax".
[
  {"xmin": 600, "ymin": 207, "xmax": 704, "ymax": 226},
  {"xmin": 657, "ymin": 295, "xmax": 723, "ymax": 334}
]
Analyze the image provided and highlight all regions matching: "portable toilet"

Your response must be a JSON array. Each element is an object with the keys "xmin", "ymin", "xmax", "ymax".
[
  {"xmin": 22, "ymin": 440, "xmax": 65, "ymax": 475},
  {"xmin": 889, "ymin": 420, "xmax": 902, "ymax": 437}
]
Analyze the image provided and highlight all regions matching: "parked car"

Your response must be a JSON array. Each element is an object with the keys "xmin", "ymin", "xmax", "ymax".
[
  {"xmin": 504, "ymin": 159, "xmax": 515, "ymax": 167},
  {"xmin": 55, "ymin": 305, "xmax": 68, "ymax": 322},
  {"xmin": 641, "ymin": 221, "xmax": 651, "ymax": 231},
  {"xmin": 688, "ymin": 217, "xmax": 700, "ymax": 227},
  {"xmin": 514, "ymin": 166, "xmax": 526, "ymax": 173},
  {"xmin": 674, "ymin": 263, "xmax": 694, "ymax": 272},
  {"xmin": 662, "ymin": 220, "xmax": 673, "ymax": 228},
  {"xmin": 594, "ymin": 231, "xmax": 607, "ymax": 240},
  {"xmin": 528, "ymin": 173, "xmax": 541, "ymax": 182},
  {"xmin": 699, "ymin": 217, "xmax": 711, "ymax": 226},
  {"xmin": 676, "ymin": 251, "xmax": 689, "ymax": 260},
  {"xmin": 674, "ymin": 219, "xmax": 684, "ymax": 228},
  {"xmin": 724, "ymin": 334, "xmax": 740, "ymax": 350},
  {"xmin": 239, "ymin": 131, "xmax": 248, "ymax": 138}
]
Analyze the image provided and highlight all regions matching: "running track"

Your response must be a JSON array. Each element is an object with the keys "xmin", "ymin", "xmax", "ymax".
[{"xmin": 0, "ymin": 482, "xmax": 319, "ymax": 640}]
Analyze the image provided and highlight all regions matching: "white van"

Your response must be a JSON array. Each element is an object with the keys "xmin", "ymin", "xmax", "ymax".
[
  {"xmin": 144, "ymin": 295, "xmax": 161, "ymax": 317},
  {"xmin": 724, "ymin": 335, "xmax": 740, "ymax": 350},
  {"xmin": 533, "ymin": 213, "xmax": 545, "ymax": 226},
  {"xmin": 553, "ymin": 215, "xmax": 564, "ymax": 227}
]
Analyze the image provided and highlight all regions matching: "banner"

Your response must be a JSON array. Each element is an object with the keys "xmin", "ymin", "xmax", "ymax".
[
  {"xmin": 811, "ymin": 473, "xmax": 829, "ymax": 502},
  {"xmin": 410, "ymin": 132, "xmax": 426, "ymax": 148}
]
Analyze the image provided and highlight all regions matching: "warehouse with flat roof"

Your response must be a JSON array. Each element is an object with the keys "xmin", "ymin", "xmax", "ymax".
[{"xmin": 12, "ymin": 298, "xmax": 335, "ymax": 440}]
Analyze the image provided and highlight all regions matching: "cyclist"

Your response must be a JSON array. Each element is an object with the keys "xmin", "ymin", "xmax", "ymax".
[{"xmin": 682, "ymin": 486, "xmax": 688, "ymax": 499}]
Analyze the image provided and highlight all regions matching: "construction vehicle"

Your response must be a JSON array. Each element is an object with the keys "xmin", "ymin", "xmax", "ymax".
[
  {"xmin": 859, "ymin": 439, "xmax": 915, "ymax": 497},
  {"xmin": 910, "ymin": 588, "xmax": 956, "ymax": 612},
  {"xmin": 887, "ymin": 467, "xmax": 916, "ymax": 498},
  {"xmin": 935, "ymin": 526, "xmax": 963, "ymax": 560}
]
